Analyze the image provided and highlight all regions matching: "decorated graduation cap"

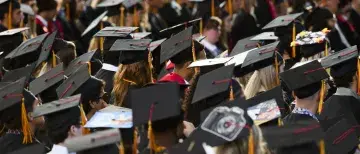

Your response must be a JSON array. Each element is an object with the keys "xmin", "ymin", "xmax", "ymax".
[
  {"xmin": 64, "ymin": 129, "xmax": 121, "ymax": 152},
  {"xmin": 29, "ymin": 63, "xmax": 64, "ymax": 103},
  {"xmin": 35, "ymin": 31, "xmax": 57, "ymax": 68},
  {"xmin": 64, "ymin": 51, "xmax": 101, "ymax": 76},
  {"xmin": 188, "ymin": 57, "xmax": 232, "ymax": 75},
  {"xmin": 130, "ymin": 83, "xmax": 182, "ymax": 152},
  {"xmin": 229, "ymin": 35, "xmax": 259, "ymax": 57},
  {"xmin": 280, "ymin": 60, "xmax": 329, "ymax": 113},
  {"xmin": 81, "ymin": 11, "xmax": 108, "ymax": 37},
  {"xmin": 290, "ymin": 29, "xmax": 330, "ymax": 58},
  {"xmin": 246, "ymin": 86, "xmax": 288, "ymax": 126},
  {"xmin": 109, "ymin": 39, "xmax": 152, "ymax": 64},
  {"xmin": 0, "ymin": 77, "xmax": 36, "ymax": 144},
  {"xmin": 192, "ymin": 64, "xmax": 236, "ymax": 104},
  {"xmin": 0, "ymin": 0, "xmax": 20, "ymax": 29},
  {"xmin": 2, "ymin": 63, "xmax": 35, "ymax": 83}
]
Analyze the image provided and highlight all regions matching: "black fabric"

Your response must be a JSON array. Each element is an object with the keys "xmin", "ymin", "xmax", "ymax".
[
  {"xmin": 254, "ymin": 0, "xmax": 274, "ymax": 28},
  {"xmin": 0, "ymin": 133, "xmax": 41, "ymax": 154},
  {"xmin": 349, "ymin": 9, "xmax": 360, "ymax": 38},
  {"xmin": 158, "ymin": 2, "xmax": 188, "ymax": 28},
  {"xmin": 148, "ymin": 13, "xmax": 168, "ymax": 40},
  {"xmin": 231, "ymin": 10, "xmax": 260, "ymax": 45}
]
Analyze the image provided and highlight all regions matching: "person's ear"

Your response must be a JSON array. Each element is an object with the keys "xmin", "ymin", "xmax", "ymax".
[
  {"xmin": 69, "ymin": 125, "xmax": 76, "ymax": 136},
  {"xmin": 27, "ymin": 112, "xmax": 34, "ymax": 122}
]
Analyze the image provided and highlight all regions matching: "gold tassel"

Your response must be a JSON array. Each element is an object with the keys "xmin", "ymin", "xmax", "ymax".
[
  {"xmin": 120, "ymin": 6, "xmax": 125, "ymax": 26},
  {"xmin": 274, "ymin": 54, "xmax": 280, "ymax": 85},
  {"xmin": 278, "ymin": 117, "xmax": 283, "ymax": 126},
  {"xmin": 8, "ymin": 2, "xmax": 12, "ymax": 29},
  {"xmin": 119, "ymin": 141, "xmax": 125, "ymax": 154},
  {"xmin": 211, "ymin": 0, "xmax": 215, "ymax": 16},
  {"xmin": 87, "ymin": 62, "xmax": 92, "ymax": 75},
  {"xmin": 100, "ymin": 22, "xmax": 104, "ymax": 52},
  {"xmin": 148, "ymin": 120, "xmax": 155, "ymax": 153},
  {"xmin": 133, "ymin": 6, "xmax": 138, "ymax": 28},
  {"xmin": 324, "ymin": 42, "xmax": 328, "ymax": 56},
  {"xmin": 229, "ymin": 84, "xmax": 234, "ymax": 101},
  {"xmin": 248, "ymin": 129, "xmax": 254, "ymax": 154},
  {"xmin": 52, "ymin": 50, "xmax": 56, "ymax": 68},
  {"xmin": 318, "ymin": 80, "xmax": 325, "ymax": 114},
  {"xmin": 21, "ymin": 98, "xmax": 32, "ymax": 144},
  {"xmin": 66, "ymin": 3, "xmax": 71, "ymax": 21},
  {"xmin": 319, "ymin": 140, "xmax": 325, "ymax": 154},
  {"xmin": 228, "ymin": 0, "xmax": 233, "ymax": 17},
  {"xmin": 133, "ymin": 127, "xmax": 138, "ymax": 154},
  {"xmin": 357, "ymin": 59, "xmax": 360, "ymax": 95},
  {"xmin": 20, "ymin": 19, "xmax": 24, "ymax": 28},
  {"xmin": 292, "ymin": 22, "xmax": 296, "ymax": 58},
  {"xmin": 148, "ymin": 50, "xmax": 154, "ymax": 83},
  {"xmin": 192, "ymin": 40, "xmax": 199, "ymax": 73},
  {"xmin": 199, "ymin": 19, "xmax": 203, "ymax": 35},
  {"xmin": 80, "ymin": 104, "xmax": 90, "ymax": 134}
]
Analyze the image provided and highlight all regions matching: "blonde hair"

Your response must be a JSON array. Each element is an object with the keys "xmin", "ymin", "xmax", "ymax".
[
  {"xmin": 215, "ymin": 125, "xmax": 270, "ymax": 154},
  {"xmin": 112, "ymin": 61, "xmax": 152, "ymax": 106},
  {"xmin": 244, "ymin": 65, "xmax": 278, "ymax": 99}
]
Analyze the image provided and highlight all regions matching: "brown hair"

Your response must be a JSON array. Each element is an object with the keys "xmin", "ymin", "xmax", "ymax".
[
  {"xmin": 112, "ymin": 61, "xmax": 152, "ymax": 107},
  {"xmin": 205, "ymin": 16, "xmax": 223, "ymax": 30}
]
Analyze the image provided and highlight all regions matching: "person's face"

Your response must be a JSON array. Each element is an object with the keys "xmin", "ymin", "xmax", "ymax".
[
  {"xmin": 76, "ymin": 0, "xmax": 86, "ymax": 14},
  {"xmin": 232, "ymin": 0, "xmax": 242, "ymax": 12},
  {"xmin": 327, "ymin": 0, "xmax": 339, "ymax": 13},
  {"xmin": 30, "ymin": 99, "xmax": 45, "ymax": 128},
  {"xmin": 90, "ymin": 87, "xmax": 108, "ymax": 111},
  {"xmin": 69, "ymin": 121, "xmax": 83, "ymax": 137},
  {"xmin": 205, "ymin": 26, "xmax": 221, "ymax": 44},
  {"xmin": 12, "ymin": 9, "xmax": 23, "ymax": 27},
  {"xmin": 146, "ymin": 0, "xmax": 165, "ymax": 9}
]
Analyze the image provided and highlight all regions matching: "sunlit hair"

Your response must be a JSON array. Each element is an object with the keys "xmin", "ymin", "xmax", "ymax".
[
  {"xmin": 237, "ymin": 72, "xmax": 254, "ymax": 91},
  {"xmin": 244, "ymin": 65, "xmax": 278, "ymax": 99},
  {"xmin": 215, "ymin": 125, "xmax": 270, "ymax": 154},
  {"xmin": 112, "ymin": 61, "xmax": 152, "ymax": 106}
]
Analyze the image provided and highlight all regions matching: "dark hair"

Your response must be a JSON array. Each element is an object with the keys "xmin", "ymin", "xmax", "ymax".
[
  {"xmin": 294, "ymin": 82, "xmax": 321, "ymax": 99},
  {"xmin": 36, "ymin": 0, "xmax": 57, "ymax": 13},
  {"xmin": 46, "ymin": 107, "xmax": 81, "ymax": 144},
  {"xmin": 332, "ymin": 70, "xmax": 356, "ymax": 88},
  {"xmin": 77, "ymin": 77, "xmax": 105, "ymax": 114},
  {"xmin": 152, "ymin": 112, "xmax": 184, "ymax": 133},
  {"xmin": 205, "ymin": 16, "xmax": 222, "ymax": 30},
  {"xmin": 170, "ymin": 41, "xmax": 204, "ymax": 65},
  {"xmin": 305, "ymin": 7, "xmax": 333, "ymax": 31},
  {"xmin": 55, "ymin": 41, "xmax": 77, "ymax": 69}
]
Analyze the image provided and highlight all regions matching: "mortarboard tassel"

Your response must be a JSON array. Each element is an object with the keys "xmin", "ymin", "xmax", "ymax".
[
  {"xmin": 291, "ymin": 22, "xmax": 296, "ymax": 58},
  {"xmin": 148, "ymin": 104, "xmax": 165, "ymax": 154},
  {"xmin": 120, "ymin": 6, "xmax": 125, "ymax": 27},
  {"xmin": 119, "ymin": 140, "xmax": 125, "ymax": 154},
  {"xmin": 274, "ymin": 53, "xmax": 280, "ymax": 85},
  {"xmin": 211, "ymin": 0, "xmax": 215, "ymax": 16},
  {"xmin": 228, "ymin": 0, "xmax": 233, "ymax": 17},
  {"xmin": 8, "ymin": 2, "xmax": 12, "ymax": 29},
  {"xmin": 324, "ymin": 42, "xmax": 328, "ymax": 56},
  {"xmin": 52, "ymin": 50, "xmax": 56, "ymax": 68},
  {"xmin": 357, "ymin": 59, "xmax": 360, "ymax": 95},
  {"xmin": 133, "ymin": 6, "xmax": 138, "ymax": 29},
  {"xmin": 66, "ymin": 2, "xmax": 71, "ymax": 21},
  {"xmin": 319, "ymin": 139, "xmax": 325, "ymax": 154},
  {"xmin": 248, "ymin": 129, "xmax": 254, "ymax": 154},
  {"xmin": 199, "ymin": 19, "xmax": 203, "ymax": 35},
  {"xmin": 133, "ymin": 127, "xmax": 138, "ymax": 154},
  {"xmin": 87, "ymin": 62, "xmax": 92, "ymax": 75},
  {"xmin": 80, "ymin": 104, "xmax": 90, "ymax": 134},
  {"xmin": 229, "ymin": 83, "xmax": 234, "ymax": 101},
  {"xmin": 99, "ymin": 22, "xmax": 104, "ymax": 54},
  {"xmin": 278, "ymin": 117, "xmax": 283, "ymax": 126},
  {"xmin": 318, "ymin": 80, "xmax": 325, "ymax": 114},
  {"xmin": 148, "ymin": 50, "xmax": 154, "ymax": 83},
  {"xmin": 21, "ymin": 98, "xmax": 33, "ymax": 144}
]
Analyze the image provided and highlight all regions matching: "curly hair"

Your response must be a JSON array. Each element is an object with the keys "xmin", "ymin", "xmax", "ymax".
[{"xmin": 112, "ymin": 61, "xmax": 152, "ymax": 107}]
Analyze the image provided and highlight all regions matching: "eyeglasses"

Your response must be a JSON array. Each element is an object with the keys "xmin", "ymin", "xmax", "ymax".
[{"xmin": 97, "ymin": 92, "xmax": 110, "ymax": 102}]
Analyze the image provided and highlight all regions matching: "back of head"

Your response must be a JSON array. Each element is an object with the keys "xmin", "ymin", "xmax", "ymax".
[
  {"xmin": 37, "ymin": 0, "xmax": 57, "ymax": 13},
  {"xmin": 305, "ymin": 7, "xmax": 333, "ymax": 31},
  {"xmin": 170, "ymin": 41, "xmax": 204, "ymax": 65},
  {"xmin": 330, "ymin": 58, "xmax": 358, "ymax": 88},
  {"xmin": 205, "ymin": 16, "xmax": 222, "ymax": 30}
]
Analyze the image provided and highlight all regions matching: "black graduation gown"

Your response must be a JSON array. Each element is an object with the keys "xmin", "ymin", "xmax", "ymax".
[
  {"xmin": 329, "ymin": 15, "xmax": 359, "ymax": 52},
  {"xmin": 278, "ymin": 113, "xmax": 319, "ymax": 154},
  {"xmin": 95, "ymin": 69, "xmax": 116, "ymax": 94},
  {"xmin": 158, "ymin": 2, "xmax": 190, "ymax": 27},
  {"xmin": 230, "ymin": 10, "xmax": 260, "ymax": 45},
  {"xmin": 254, "ymin": 0, "xmax": 275, "ymax": 28},
  {"xmin": 349, "ymin": 9, "xmax": 360, "ymax": 38},
  {"xmin": 78, "ymin": 144, "xmax": 119, "ymax": 154},
  {"xmin": 0, "ymin": 133, "xmax": 45, "ymax": 154},
  {"xmin": 148, "ymin": 12, "xmax": 168, "ymax": 40}
]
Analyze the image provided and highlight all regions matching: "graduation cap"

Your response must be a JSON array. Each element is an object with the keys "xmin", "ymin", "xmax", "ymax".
[
  {"xmin": 56, "ymin": 64, "xmax": 91, "ymax": 98},
  {"xmin": 64, "ymin": 129, "xmax": 121, "ymax": 152},
  {"xmin": 246, "ymin": 86, "xmax": 288, "ymax": 126},
  {"xmin": 8, "ymin": 144, "xmax": 45, "ymax": 154},
  {"xmin": 229, "ymin": 35, "xmax": 259, "ymax": 57},
  {"xmin": 81, "ymin": 11, "xmax": 108, "ymax": 37},
  {"xmin": 188, "ymin": 57, "xmax": 232, "ymax": 75},
  {"xmin": 160, "ymin": 26, "xmax": 194, "ymax": 64},
  {"xmin": 36, "ymin": 31, "xmax": 57, "ymax": 68},
  {"xmin": 2, "ymin": 63, "xmax": 35, "ymax": 83},
  {"xmin": 20, "ymin": 3, "xmax": 35, "ymax": 16},
  {"xmin": 5, "ymin": 33, "xmax": 48, "ymax": 60},
  {"xmin": 109, "ymin": 39, "xmax": 152, "ymax": 64},
  {"xmin": 31, "ymin": 94, "xmax": 81, "ymax": 117},
  {"xmin": 84, "ymin": 106, "xmax": 132, "ymax": 128},
  {"xmin": 0, "ymin": 77, "xmax": 34, "ymax": 143},
  {"xmin": 250, "ymin": 32, "xmax": 278, "ymax": 41},
  {"xmin": 290, "ymin": 29, "xmax": 330, "ymax": 58},
  {"xmin": 64, "ymin": 51, "xmax": 100, "ymax": 76},
  {"xmin": 192, "ymin": 64, "xmax": 235, "ymax": 104},
  {"xmin": 159, "ymin": 18, "xmax": 202, "ymax": 35},
  {"xmin": 29, "ymin": 63, "xmax": 64, "ymax": 98},
  {"xmin": 0, "ymin": 27, "xmax": 29, "ymax": 36},
  {"xmin": 93, "ymin": 26, "xmax": 138, "ymax": 38},
  {"xmin": 97, "ymin": 0, "xmax": 124, "ymax": 7},
  {"xmin": 130, "ymin": 32, "xmax": 151, "ymax": 39}
]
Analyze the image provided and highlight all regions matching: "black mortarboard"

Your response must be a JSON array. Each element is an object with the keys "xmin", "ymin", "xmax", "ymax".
[
  {"xmin": 0, "ymin": 27, "xmax": 29, "ymax": 36},
  {"xmin": 250, "ymin": 32, "xmax": 278, "ymax": 41},
  {"xmin": 29, "ymin": 63, "xmax": 64, "ymax": 96},
  {"xmin": 290, "ymin": 29, "xmax": 330, "ymax": 58},
  {"xmin": 280, "ymin": 60, "xmax": 329, "ymax": 91},
  {"xmin": 20, "ymin": 3, "xmax": 35, "ymax": 16},
  {"xmin": 130, "ymin": 83, "xmax": 181, "ymax": 126},
  {"xmin": 2, "ymin": 63, "xmax": 35, "ymax": 83},
  {"xmin": 225, "ymin": 48, "xmax": 253, "ymax": 69},
  {"xmin": 324, "ymin": 118, "xmax": 360, "ymax": 154},
  {"xmin": 130, "ymin": 32, "xmax": 151, "ymax": 40},
  {"xmin": 64, "ymin": 51, "xmax": 101, "ymax": 76},
  {"xmin": 5, "ymin": 33, "xmax": 48, "ymax": 59},
  {"xmin": 64, "ymin": 129, "xmax": 121, "ymax": 152},
  {"xmin": 32, "ymin": 94, "xmax": 81, "ymax": 117},
  {"xmin": 94, "ymin": 26, "xmax": 137, "ymax": 38},
  {"xmin": 241, "ymin": 41, "xmax": 280, "ymax": 74},
  {"xmin": 246, "ymin": 86, "xmax": 288, "ymax": 126},
  {"xmin": 8, "ymin": 144, "xmax": 45, "ymax": 154},
  {"xmin": 81, "ymin": 11, "xmax": 108, "ymax": 37},
  {"xmin": 188, "ymin": 57, "xmax": 232, "ymax": 75},
  {"xmin": 97, "ymin": 0, "xmax": 123, "ymax": 7},
  {"xmin": 159, "ymin": 18, "xmax": 201, "ymax": 36},
  {"xmin": 36, "ymin": 31, "xmax": 57, "ymax": 68},
  {"xmin": 229, "ymin": 35, "xmax": 259, "ymax": 57},
  {"xmin": 262, "ymin": 120, "xmax": 325, "ymax": 148},
  {"xmin": 109, "ymin": 39, "xmax": 152, "ymax": 64},
  {"xmin": 160, "ymin": 27, "xmax": 193, "ymax": 64},
  {"xmin": 56, "ymin": 64, "xmax": 91, "ymax": 98},
  {"xmin": 192, "ymin": 64, "xmax": 235, "ymax": 104},
  {"xmin": 262, "ymin": 13, "xmax": 303, "ymax": 30},
  {"xmin": 0, "ymin": 77, "xmax": 27, "ymax": 112}
]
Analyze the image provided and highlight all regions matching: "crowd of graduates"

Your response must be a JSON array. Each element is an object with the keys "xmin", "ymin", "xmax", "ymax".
[{"xmin": 1, "ymin": 0, "xmax": 360, "ymax": 154}]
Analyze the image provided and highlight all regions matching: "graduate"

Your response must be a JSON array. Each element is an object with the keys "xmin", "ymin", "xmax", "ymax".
[{"xmin": 0, "ymin": 0, "xmax": 22, "ymax": 31}]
